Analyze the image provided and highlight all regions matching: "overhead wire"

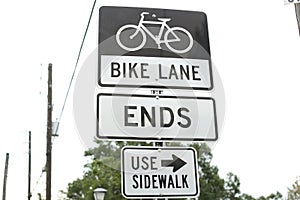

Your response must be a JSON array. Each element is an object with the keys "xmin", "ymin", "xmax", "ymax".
[
  {"xmin": 37, "ymin": 0, "xmax": 97, "ymax": 195},
  {"xmin": 32, "ymin": 1, "xmax": 98, "ymax": 194},
  {"xmin": 53, "ymin": 0, "xmax": 97, "ymax": 138},
  {"xmin": 31, "ymin": 170, "xmax": 45, "ymax": 197}
]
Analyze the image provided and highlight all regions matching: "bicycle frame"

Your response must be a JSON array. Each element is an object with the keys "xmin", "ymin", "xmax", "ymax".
[
  {"xmin": 117, "ymin": 12, "xmax": 193, "ymax": 53},
  {"xmin": 131, "ymin": 16, "xmax": 180, "ymax": 46}
]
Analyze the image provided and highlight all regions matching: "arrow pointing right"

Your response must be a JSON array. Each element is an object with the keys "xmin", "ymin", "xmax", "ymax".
[{"xmin": 161, "ymin": 154, "xmax": 187, "ymax": 172}]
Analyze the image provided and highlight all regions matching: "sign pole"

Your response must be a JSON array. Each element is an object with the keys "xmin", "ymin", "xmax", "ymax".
[
  {"xmin": 295, "ymin": 3, "xmax": 300, "ymax": 35},
  {"xmin": 153, "ymin": 125, "xmax": 164, "ymax": 200},
  {"xmin": 154, "ymin": 137, "xmax": 169, "ymax": 200},
  {"xmin": 46, "ymin": 63, "xmax": 53, "ymax": 200},
  {"xmin": 28, "ymin": 131, "xmax": 32, "ymax": 200},
  {"xmin": 2, "ymin": 153, "xmax": 9, "ymax": 200}
]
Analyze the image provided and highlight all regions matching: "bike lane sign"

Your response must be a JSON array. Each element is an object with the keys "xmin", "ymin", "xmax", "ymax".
[{"xmin": 98, "ymin": 6, "xmax": 213, "ymax": 90}]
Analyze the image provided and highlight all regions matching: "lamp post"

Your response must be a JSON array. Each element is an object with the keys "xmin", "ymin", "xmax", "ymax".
[{"xmin": 93, "ymin": 187, "xmax": 107, "ymax": 200}]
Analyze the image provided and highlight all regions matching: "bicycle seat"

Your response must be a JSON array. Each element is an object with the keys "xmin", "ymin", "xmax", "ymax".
[{"xmin": 157, "ymin": 18, "xmax": 171, "ymax": 22}]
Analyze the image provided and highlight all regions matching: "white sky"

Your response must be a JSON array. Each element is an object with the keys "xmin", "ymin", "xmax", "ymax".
[{"xmin": 0, "ymin": 0, "xmax": 300, "ymax": 199}]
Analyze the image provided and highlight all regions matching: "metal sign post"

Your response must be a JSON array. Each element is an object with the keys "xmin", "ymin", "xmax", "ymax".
[{"xmin": 295, "ymin": 3, "xmax": 300, "ymax": 35}]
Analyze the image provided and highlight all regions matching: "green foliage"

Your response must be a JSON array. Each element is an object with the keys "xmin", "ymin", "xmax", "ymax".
[
  {"xmin": 288, "ymin": 177, "xmax": 300, "ymax": 200},
  {"xmin": 225, "ymin": 172, "xmax": 241, "ymax": 200},
  {"xmin": 37, "ymin": 193, "xmax": 43, "ymax": 200},
  {"xmin": 66, "ymin": 141, "xmax": 125, "ymax": 200},
  {"xmin": 240, "ymin": 192, "xmax": 282, "ymax": 200},
  {"xmin": 65, "ymin": 141, "xmax": 283, "ymax": 200},
  {"xmin": 191, "ymin": 143, "xmax": 226, "ymax": 199}
]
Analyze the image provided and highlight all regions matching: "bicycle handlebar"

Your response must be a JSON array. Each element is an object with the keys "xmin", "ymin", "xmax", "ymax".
[{"xmin": 140, "ymin": 12, "xmax": 150, "ymax": 17}]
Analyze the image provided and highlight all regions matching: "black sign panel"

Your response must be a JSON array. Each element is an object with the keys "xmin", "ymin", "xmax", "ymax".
[{"xmin": 98, "ymin": 6, "xmax": 212, "ymax": 90}]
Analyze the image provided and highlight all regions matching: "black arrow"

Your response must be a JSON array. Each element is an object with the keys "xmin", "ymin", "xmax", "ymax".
[{"xmin": 161, "ymin": 154, "xmax": 187, "ymax": 172}]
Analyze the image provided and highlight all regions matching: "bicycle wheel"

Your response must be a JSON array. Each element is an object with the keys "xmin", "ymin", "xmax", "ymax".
[
  {"xmin": 116, "ymin": 24, "xmax": 146, "ymax": 52},
  {"xmin": 164, "ymin": 27, "xmax": 193, "ymax": 54}
]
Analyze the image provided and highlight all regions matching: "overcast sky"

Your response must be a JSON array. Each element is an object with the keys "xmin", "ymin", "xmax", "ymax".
[{"xmin": 0, "ymin": 0, "xmax": 300, "ymax": 199}]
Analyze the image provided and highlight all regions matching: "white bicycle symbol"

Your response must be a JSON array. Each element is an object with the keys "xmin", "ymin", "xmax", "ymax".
[{"xmin": 116, "ymin": 12, "xmax": 194, "ymax": 54}]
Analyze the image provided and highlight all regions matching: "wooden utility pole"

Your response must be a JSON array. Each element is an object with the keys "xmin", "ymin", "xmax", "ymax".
[
  {"xmin": 2, "ymin": 153, "xmax": 9, "ymax": 200},
  {"xmin": 295, "ymin": 3, "xmax": 300, "ymax": 35},
  {"xmin": 28, "ymin": 131, "xmax": 32, "ymax": 200},
  {"xmin": 46, "ymin": 63, "xmax": 53, "ymax": 200}
]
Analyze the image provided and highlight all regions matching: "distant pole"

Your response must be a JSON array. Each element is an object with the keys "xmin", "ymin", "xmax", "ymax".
[
  {"xmin": 295, "ymin": 3, "xmax": 300, "ymax": 35},
  {"xmin": 46, "ymin": 63, "xmax": 53, "ymax": 200},
  {"xmin": 2, "ymin": 153, "xmax": 9, "ymax": 200},
  {"xmin": 28, "ymin": 131, "xmax": 32, "ymax": 200}
]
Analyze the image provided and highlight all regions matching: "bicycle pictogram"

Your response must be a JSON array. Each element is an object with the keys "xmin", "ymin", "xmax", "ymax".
[{"xmin": 116, "ymin": 12, "xmax": 194, "ymax": 54}]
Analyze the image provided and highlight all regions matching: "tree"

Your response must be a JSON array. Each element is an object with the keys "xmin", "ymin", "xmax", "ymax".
[
  {"xmin": 67, "ymin": 159, "xmax": 123, "ymax": 200},
  {"xmin": 191, "ymin": 143, "xmax": 227, "ymax": 199},
  {"xmin": 288, "ymin": 177, "xmax": 300, "ymax": 200},
  {"xmin": 225, "ymin": 172, "xmax": 241, "ymax": 200},
  {"xmin": 65, "ymin": 141, "xmax": 153, "ymax": 200},
  {"xmin": 66, "ymin": 141, "xmax": 126, "ymax": 200},
  {"xmin": 37, "ymin": 193, "xmax": 43, "ymax": 200}
]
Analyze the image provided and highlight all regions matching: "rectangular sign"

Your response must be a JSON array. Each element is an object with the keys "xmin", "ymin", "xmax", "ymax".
[
  {"xmin": 98, "ymin": 6, "xmax": 212, "ymax": 90},
  {"xmin": 99, "ymin": 55, "xmax": 212, "ymax": 90},
  {"xmin": 97, "ymin": 93, "xmax": 218, "ymax": 141},
  {"xmin": 284, "ymin": 0, "xmax": 300, "ymax": 4},
  {"xmin": 121, "ymin": 146, "xmax": 199, "ymax": 198}
]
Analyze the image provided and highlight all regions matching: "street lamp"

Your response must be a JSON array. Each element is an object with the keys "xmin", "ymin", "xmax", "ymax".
[{"xmin": 93, "ymin": 187, "xmax": 107, "ymax": 200}]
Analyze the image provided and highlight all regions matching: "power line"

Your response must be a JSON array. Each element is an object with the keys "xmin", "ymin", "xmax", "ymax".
[
  {"xmin": 31, "ymin": 171, "xmax": 45, "ymax": 197},
  {"xmin": 41, "ymin": 1, "xmax": 97, "ymax": 197},
  {"xmin": 53, "ymin": 0, "xmax": 97, "ymax": 137}
]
